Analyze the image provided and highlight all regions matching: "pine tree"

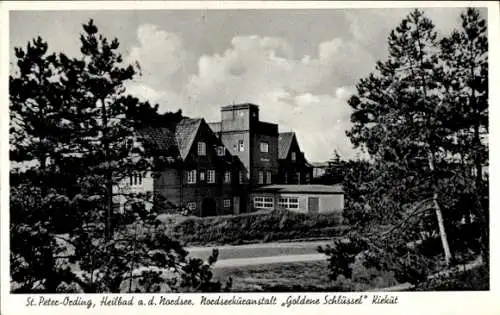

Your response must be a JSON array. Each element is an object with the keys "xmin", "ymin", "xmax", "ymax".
[
  {"xmin": 347, "ymin": 9, "xmax": 453, "ymax": 265},
  {"xmin": 439, "ymin": 8, "xmax": 488, "ymax": 265},
  {"xmin": 440, "ymin": 8, "xmax": 488, "ymax": 187},
  {"xmin": 10, "ymin": 20, "xmax": 227, "ymax": 293},
  {"xmin": 10, "ymin": 38, "xmax": 71, "ymax": 184},
  {"xmin": 75, "ymin": 19, "xmax": 148, "ymax": 240}
]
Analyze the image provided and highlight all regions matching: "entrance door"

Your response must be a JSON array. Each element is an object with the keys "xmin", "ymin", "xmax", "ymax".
[
  {"xmin": 233, "ymin": 196, "xmax": 240, "ymax": 215},
  {"xmin": 308, "ymin": 197, "xmax": 319, "ymax": 214},
  {"xmin": 202, "ymin": 198, "xmax": 217, "ymax": 217}
]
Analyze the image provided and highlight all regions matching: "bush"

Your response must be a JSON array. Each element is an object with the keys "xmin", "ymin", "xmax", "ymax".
[
  {"xmin": 412, "ymin": 265, "xmax": 489, "ymax": 291},
  {"xmin": 163, "ymin": 209, "xmax": 346, "ymax": 246}
]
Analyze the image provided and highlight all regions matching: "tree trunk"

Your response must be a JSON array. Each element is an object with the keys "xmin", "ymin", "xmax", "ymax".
[
  {"xmin": 105, "ymin": 178, "xmax": 113, "ymax": 240},
  {"xmin": 428, "ymin": 151, "xmax": 452, "ymax": 266},
  {"xmin": 101, "ymin": 97, "xmax": 113, "ymax": 241}
]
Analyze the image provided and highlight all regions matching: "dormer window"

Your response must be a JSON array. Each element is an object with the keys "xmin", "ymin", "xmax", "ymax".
[
  {"xmin": 291, "ymin": 152, "xmax": 296, "ymax": 161},
  {"xmin": 197, "ymin": 142, "xmax": 206, "ymax": 156}
]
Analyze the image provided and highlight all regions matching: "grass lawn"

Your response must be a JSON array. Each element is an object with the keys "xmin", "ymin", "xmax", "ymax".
[{"xmin": 213, "ymin": 260, "xmax": 334, "ymax": 292}]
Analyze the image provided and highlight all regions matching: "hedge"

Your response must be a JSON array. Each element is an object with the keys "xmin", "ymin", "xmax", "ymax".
[{"xmin": 158, "ymin": 209, "xmax": 347, "ymax": 246}]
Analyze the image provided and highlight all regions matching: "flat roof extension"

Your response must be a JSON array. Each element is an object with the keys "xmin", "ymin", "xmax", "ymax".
[{"xmin": 253, "ymin": 184, "xmax": 344, "ymax": 194}]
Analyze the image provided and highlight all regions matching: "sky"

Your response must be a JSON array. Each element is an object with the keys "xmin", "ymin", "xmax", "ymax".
[{"xmin": 9, "ymin": 7, "xmax": 487, "ymax": 162}]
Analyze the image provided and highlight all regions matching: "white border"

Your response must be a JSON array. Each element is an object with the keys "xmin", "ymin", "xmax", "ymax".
[{"xmin": 1, "ymin": 1, "xmax": 499, "ymax": 315}]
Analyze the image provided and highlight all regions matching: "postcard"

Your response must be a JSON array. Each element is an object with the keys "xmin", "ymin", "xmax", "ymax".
[{"xmin": 1, "ymin": 1, "xmax": 499, "ymax": 315}]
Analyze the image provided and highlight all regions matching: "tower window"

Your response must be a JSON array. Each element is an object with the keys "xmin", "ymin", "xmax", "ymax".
[
  {"xmin": 207, "ymin": 170, "xmax": 216, "ymax": 183},
  {"xmin": 266, "ymin": 171, "xmax": 272, "ymax": 184},
  {"xmin": 260, "ymin": 141, "xmax": 269, "ymax": 153}
]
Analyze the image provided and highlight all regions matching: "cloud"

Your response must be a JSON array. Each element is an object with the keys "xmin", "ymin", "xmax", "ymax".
[
  {"xmin": 126, "ymin": 8, "xmax": 470, "ymax": 161},
  {"xmin": 182, "ymin": 35, "xmax": 370, "ymax": 161},
  {"xmin": 126, "ymin": 24, "xmax": 195, "ymax": 101},
  {"xmin": 124, "ymin": 24, "xmax": 376, "ymax": 160}
]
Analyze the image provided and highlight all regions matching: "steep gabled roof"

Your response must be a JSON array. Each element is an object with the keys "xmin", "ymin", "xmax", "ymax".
[
  {"xmin": 278, "ymin": 132, "xmax": 295, "ymax": 159},
  {"xmin": 175, "ymin": 118, "xmax": 203, "ymax": 160},
  {"xmin": 135, "ymin": 127, "xmax": 178, "ymax": 156}
]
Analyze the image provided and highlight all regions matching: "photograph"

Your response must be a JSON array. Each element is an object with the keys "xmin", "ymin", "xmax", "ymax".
[{"xmin": 6, "ymin": 4, "xmax": 490, "ymax": 295}]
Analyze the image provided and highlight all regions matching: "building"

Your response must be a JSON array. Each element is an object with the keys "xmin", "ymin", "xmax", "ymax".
[
  {"xmin": 115, "ymin": 103, "xmax": 344, "ymax": 217},
  {"xmin": 250, "ymin": 184, "xmax": 344, "ymax": 215},
  {"xmin": 312, "ymin": 162, "xmax": 328, "ymax": 179},
  {"xmin": 208, "ymin": 104, "xmax": 279, "ymax": 189},
  {"xmin": 277, "ymin": 132, "xmax": 313, "ymax": 184},
  {"xmin": 114, "ymin": 118, "xmax": 244, "ymax": 217}
]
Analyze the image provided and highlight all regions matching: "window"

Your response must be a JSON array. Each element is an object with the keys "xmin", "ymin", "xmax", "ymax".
[
  {"xmin": 199, "ymin": 171, "xmax": 205, "ymax": 181},
  {"xmin": 217, "ymin": 146, "xmax": 225, "ymax": 156},
  {"xmin": 239, "ymin": 171, "xmax": 245, "ymax": 184},
  {"xmin": 207, "ymin": 170, "xmax": 215, "ymax": 183},
  {"xmin": 291, "ymin": 152, "xmax": 296, "ymax": 161},
  {"xmin": 238, "ymin": 139, "xmax": 245, "ymax": 152},
  {"xmin": 266, "ymin": 171, "xmax": 272, "ymax": 184},
  {"xmin": 278, "ymin": 197, "xmax": 299, "ymax": 210},
  {"xmin": 187, "ymin": 170, "xmax": 197, "ymax": 184},
  {"xmin": 224, "ymin": 171, "xmax": 231, "ymax": 184},
  {"xmin": 197, "ymin": 142, "xmax": 206, "ymax": 156},
  {"xmin": 254, "ymin": 196, "xmax": 274, "ymax": 209},
  {"xmin": 260, "ymin": 141, "xmax": 269, "ymax": 153},
  {"xmin": 284, "ymin": 173, "xmax": 288, "ymax": 184},
  {"xmin": 187, "ymin": 202, "xmax": 197, "ymax": 210},
  {"xmin": 224, "ymin": 199, "xmax": 231, "ymax": 208},
  {"xmin": 258, "ymin": 171, "xmax": 264, "ymax": 184},
  {"xmin": 130, "ymin": 174, "xmax": 142, "ymax": 186},
  {"xmin": 296, "ymin": 172, "xmax": 301, "ymax": 184}
]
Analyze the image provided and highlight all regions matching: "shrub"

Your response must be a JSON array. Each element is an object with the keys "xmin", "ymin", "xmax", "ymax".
[
  {"xmin": 162, "ymin": 209, "xmax": 346, "ymax": 246},
  {"xmin": 412, "ymin": 265, "xmax": 489, "ymax": 291}
]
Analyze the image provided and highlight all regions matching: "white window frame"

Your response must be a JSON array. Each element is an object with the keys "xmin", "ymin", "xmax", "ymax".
[
  {"xmin": 278, "ymin": 197, "xmax": 299, "ymax": 210},
  {"xmin": 291, "ymin": 152, "xmax": 296, "ymax": 161},
  {"xmin": 224, "ymin": 171, "xmax": 231, "ymax": 184},
  {"xmin": 224, "ymin": 199, "xmax": 231, "ymax": 208},
  {"xmin": 207, "ymin": 170, "xmax": 216, "ymax": 183},
  {"xmin": 260, "ymin": 141, "xmax": 269, "ymax": 153},
  {"xmin": 197, "ymin": 142, "xmax": 206, "ymax": 156},
  {"xmin": 253, "ymin": 196, "xmax": 274, "ymax": 209},
  {"xmin": 187, "ymin": 170, "xmax": 197, "ymax": 184},
  {"xmin": 238, "ymin": 139, "xmax": 245, "ymax": 152},
  {"xmin": 266, "ymin": 171, "xmax": 272, "ymax": 184},
  {"xmin": 217, "ymin": 146, "xmax": 225, "ymax": 156},
  {"xmin": 258, "ymin": 171, "xmax": 264, "ymax": 184}
]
